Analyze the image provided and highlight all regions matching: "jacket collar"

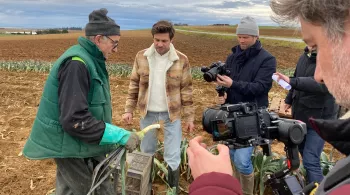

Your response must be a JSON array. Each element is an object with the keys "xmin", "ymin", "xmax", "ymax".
[
  {"xmin": 143, "ymin": 43, "xmax": 179, "ymax": 62},
  {"xmin": 304, "ymin": 46, "xmax": 317, "ymax": 63},
  {"xmin": 310, "ymin": 111, "xmax": 350, "ymax": 155},
  {"xmin": 78, "ymin": 36, "xmax": 106, "ymax": 63},
  {"xmin": 231, "ymin": 40, "xmax": 262, "ymax": 59}
]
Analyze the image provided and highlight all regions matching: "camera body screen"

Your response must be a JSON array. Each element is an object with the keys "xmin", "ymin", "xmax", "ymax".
[
  {"xmin": 211, "ymin": 114, "xmax": 260, "ymax": 141},
  {"xmin": 284, "ymin": 176, "xmax": 303, "ymax": 194},
  {"xmin": 204, "ymin": 103, "xmax": 263, "ymax": 142},
  {"xmin": 202, "ymin": 102, "xmax": 306, "ymax": 148},
  {"xmin": 235, "ymin": 114, "xmax": 260, "ymax": 139}
]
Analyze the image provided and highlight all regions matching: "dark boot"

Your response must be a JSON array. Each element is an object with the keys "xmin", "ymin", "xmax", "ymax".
[
  {"xmin": 167, "ymin": 166, "xmax": 180, "ymax": 194},
  {"xmin": 239, "ymin": 172, "xmax": 254, "ymax": 195}
]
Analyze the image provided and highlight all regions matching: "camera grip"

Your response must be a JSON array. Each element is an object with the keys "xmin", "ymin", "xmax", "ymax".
[
  {"xmin": 286, "ymin": 144, "xmax": 300, "ymax": 171},
  {"xmin": 216, "ymin": 85, "xmax": 227, "ymax": 97},
  {"xmin": 218, "ymin": 90, "xmax": 225, "ymax": 97}
]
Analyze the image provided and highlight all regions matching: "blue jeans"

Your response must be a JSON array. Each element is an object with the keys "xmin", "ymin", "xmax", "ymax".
[
  {"xmin": 230, "ymin": 147, "xmax": 254, "ymax": 175},
  {"xmin": 299, "ymin": 128, "xmax": 325, "ymax": 184},
  {"xmin": 140, "ymin": 112, "xmax": 182, "ymax": 170}
]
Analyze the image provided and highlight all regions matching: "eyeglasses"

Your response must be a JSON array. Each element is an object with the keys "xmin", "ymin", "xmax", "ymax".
[{"xmin": 105, "ymin": 36, "xmax": 119, "ymax": 49}]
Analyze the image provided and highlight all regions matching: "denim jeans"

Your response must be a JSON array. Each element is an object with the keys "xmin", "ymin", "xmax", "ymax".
[
  {"xmin": 299, "ymin": 127, "xmax": 325, "ymax": 184},
  {"xmin": 140, "ymin": 112, "xmax": 182, "ymax": 170},
  {"xmin": 229, "ymin": 147, "xmax": 254, "ymax": 175}
]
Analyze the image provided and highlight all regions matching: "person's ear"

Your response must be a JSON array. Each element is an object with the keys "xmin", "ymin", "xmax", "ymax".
[{"xmin": 95, "ymin": 35, "xmax": 103, "ymax": 45}]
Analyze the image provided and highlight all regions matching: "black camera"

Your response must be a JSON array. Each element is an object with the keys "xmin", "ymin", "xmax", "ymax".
[
  {"xmin": 202, "ymin": 102, "xmax": 306, "ymax": 150},
  {"xmin": 202, "ymin": 102, "xmax": 314, "ymax": 194},
  {"xmin": 201, "ymin": 61, "xmax": 231, "ymax": 82}
]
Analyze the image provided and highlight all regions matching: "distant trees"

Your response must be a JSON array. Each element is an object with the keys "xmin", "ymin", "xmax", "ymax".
[
  {"xmin": 36, "ymin": 29, "xmax": 68, "ymax": 34},
  {"xmin": 212, "ymin": 24, "xmax": 230, "ymax": 26},
  {"xmin": 3, "ymin": 27, "xmax": 82, "ymax": 36},
  {"xmin": 174, "ymin": 23, "xmax": 188, "ymax": 26},
  {"xmin": 63, "ymin": 27, "xmax": 82, "ymax": 30},
  {"xmin": 35, "ymin": 27, "xmax": 82, "ymax": 35}
]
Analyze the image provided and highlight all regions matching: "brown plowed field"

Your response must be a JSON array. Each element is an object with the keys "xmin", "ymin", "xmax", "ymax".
[
  {"xmin": 0, "ymin": 30, "xmax": 344, "ymax": 195},
  {"xmin": 181, "ymin": 26, "xmax": 302, "ymax": 38},
  {"xmin": 0, "ymin": 30, "xmax": 300, "ymax": 68}
]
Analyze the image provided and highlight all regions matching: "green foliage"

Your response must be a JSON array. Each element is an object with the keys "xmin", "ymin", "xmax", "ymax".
[
  {"xmin": 320, "ymin": 151, "xmax": 336, "ymax": 176},
  {"xmin": 0, "ymin": 61, "xmax": 133, "ymax": 77},
  {"xmin": 277, "ymin": 67, "xmax": 295, "ymax": 77},
  {"xmin": 0, "ymin": 60, "xmax": 298, "ymax": 83},
  {"xmin": 153, "ymin": 139, "xmax": 191, "ymax": 194},
  {"xmin": 252, "ymin": 151, "xmax": 289, "ymax": 195},
  {"xmin": 0, "ymin": 60, "xmax": 53, "ymax": 72},
  {"xmin": 0, "ymin": 60, "xmax": 209, "ymax": 81},
  {"xmin": 251, "ymin": 149, "xmax": 339, "ymax": 195}
]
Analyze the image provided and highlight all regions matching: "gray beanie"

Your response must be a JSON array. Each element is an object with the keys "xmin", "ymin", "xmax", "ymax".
[
  {"xmin": 85, "ymin": 8, "xmax": 120, "ymax": 36},
  {"xmin": 236, "ymin": 16, "xmax": 259, "ymax": 36}
]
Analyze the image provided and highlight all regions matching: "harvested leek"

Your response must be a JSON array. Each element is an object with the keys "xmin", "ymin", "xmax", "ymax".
[{"xmin": 136, "ymin": 124, "xmax": 161, "ymax": 140}]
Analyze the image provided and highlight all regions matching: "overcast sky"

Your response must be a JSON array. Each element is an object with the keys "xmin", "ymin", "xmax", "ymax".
[{"xmin": 0, "ymin": 0, "xmax": 276, "ymax": 29}]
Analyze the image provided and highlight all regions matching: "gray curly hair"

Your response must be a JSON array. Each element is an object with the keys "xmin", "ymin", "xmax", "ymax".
[{"xmin": 270, "ymin": 0, "xmax": 350, "ymax": 42}]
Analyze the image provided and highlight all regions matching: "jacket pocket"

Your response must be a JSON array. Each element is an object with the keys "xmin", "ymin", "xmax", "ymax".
[
  {"xmin": 140, "ymin": 73, "xmax": 149, "ymax": 87},
  {"xmin": 295, "ymin": 98, "xmax": 324, "ymax": 122},
  {"xmin": 90, "ymin": 78, "xmax": 107, "ymax": 104},
  {"xmin": 89, "ymin": 78, "xmax": 107, "ymax": 120},
  {"xmin": 167, "ymin": 72, "xmax": 181, "ymax": 87},
  {"xmin": 298, "ymin": 95, "xmax": 325, "ymax": 108},
  {"xmin": 34, "ymin": 116, "xmax": 64, "ymax": 152}
]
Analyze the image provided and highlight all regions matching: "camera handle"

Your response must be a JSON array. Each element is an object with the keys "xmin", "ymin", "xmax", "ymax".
[
  {"xmin": 267, "ymin": 143, "xmax": 300, "ymax": 179},
  {"xmin": 264, "ymin": 144, "xmax": 306, "ymax": 195},
  {"xmin": 302, "ymin": 182, "xmax": 318, "ymax": 195},
  {"xmin": 285, "ymin": 143, "xmax": 300, "ymax": 170},
  {"xmin": 216, "ymin": 85, "xmax": 227, "ymax": 97}
]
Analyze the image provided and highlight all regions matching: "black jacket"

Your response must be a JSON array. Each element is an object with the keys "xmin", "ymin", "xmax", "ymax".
[
  {"xmin": 310, "ymin": 117, "xmax": 350, "ymax": 156},
  {"xmin": 224, "ymin": 40, "xmax": 276, "ymax": 107},
  {"xmin": 285, "ymin": 47, "xmax": 339, "ymax": 128},
  {"xmin": 310, "ymin": 116, "xmax": 350, "ymax": 195}
]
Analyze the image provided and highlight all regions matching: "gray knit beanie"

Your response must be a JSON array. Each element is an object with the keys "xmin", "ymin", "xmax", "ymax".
[
  {"xmin": 85, "ymin": 8, "xmax": 120, "ymax": 36},
  {"xmin": 236, "ymin": 16, "xmax": 259, "ymax": 36}
]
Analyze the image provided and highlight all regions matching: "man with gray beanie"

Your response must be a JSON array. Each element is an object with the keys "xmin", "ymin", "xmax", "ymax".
[
  {"xmin": 215, "ymin": 16, "xmax": 276, "ymax": 195},
  {"xmin": 22, "ymin": 8, "xmax": 140, "ymax": 195}
]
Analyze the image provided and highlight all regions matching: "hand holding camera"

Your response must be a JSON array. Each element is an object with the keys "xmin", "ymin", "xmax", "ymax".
[{"xmin": 216, "ymin": 75, "xmax": 233, "ymax": 88}]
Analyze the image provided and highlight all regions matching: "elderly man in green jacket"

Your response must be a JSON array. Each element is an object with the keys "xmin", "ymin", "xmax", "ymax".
[{"xmin": 22, "ymin": 8, "xmax": 139, "ymax": 195}]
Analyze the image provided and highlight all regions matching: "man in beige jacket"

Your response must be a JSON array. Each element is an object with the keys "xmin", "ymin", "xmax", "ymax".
[{"xmin": 122, "ymin": 20, "xmax": 195, "ymax": 193}]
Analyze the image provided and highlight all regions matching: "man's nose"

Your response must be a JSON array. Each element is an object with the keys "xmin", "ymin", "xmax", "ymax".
[
  {"xmin": 314, "ymin": 62, "xmax": 324, "ymax": 83},
  {"xmin": 112, "ymin": 47, "xmax": 118, "ymax": 53}
]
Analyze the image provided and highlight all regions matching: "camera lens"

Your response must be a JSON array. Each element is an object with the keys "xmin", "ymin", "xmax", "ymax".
[
  {"xmin": 202, "ymin": 107, "xmax": 228, "ymax": 134},
  {"xmin": 203, "ymin": 66, "xmax": 218, "ymax": 82},
  {"xmin": 288, "ymin": 125, "xmax": 304, "ymax": 144},
  {"xmin": 203, "ymin": 72, "xmax": 215, "ymax": 82}
]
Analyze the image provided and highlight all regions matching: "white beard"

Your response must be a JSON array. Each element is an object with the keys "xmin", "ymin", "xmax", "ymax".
[{"xmin": 328, "ymin": 43, "xmax": 350, "ymax": 108}]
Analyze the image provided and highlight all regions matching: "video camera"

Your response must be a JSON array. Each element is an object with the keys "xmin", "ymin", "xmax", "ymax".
[
  {"xmin": 202, "ymin": 102, "xmax": 316, "ymax": 194},
  {"xmin": 201, "ymin": 61, "xmax": 230, "ymax": 97},
  {"xmin": 201, "ymin": 61, "xmax": 231, "ymax": 82}
]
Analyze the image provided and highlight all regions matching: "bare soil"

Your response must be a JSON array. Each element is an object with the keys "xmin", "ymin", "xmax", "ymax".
[
  {"xmin": 0, "ymin": 30, "xmax": 344, "ymax": 195},
  {"xmin": 0, "ymin": 30, "xmax": 300, "ymax": 68},
  {"xmin": 0, "ymin": 71, "xmax": 344, "ymax": 195}
]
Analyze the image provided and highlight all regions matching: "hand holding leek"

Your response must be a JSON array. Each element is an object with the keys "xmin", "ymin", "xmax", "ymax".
[{"xmin": 125, "ymin": 123, "xmax": 161, "ymax": 152}]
